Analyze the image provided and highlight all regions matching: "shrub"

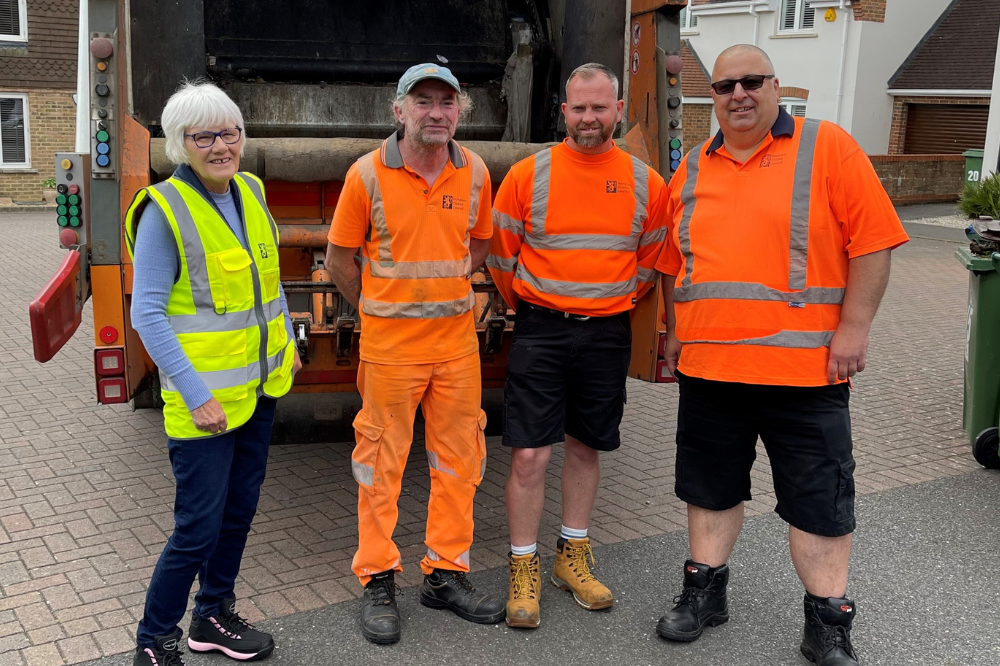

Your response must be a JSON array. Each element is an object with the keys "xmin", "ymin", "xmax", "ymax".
[
  {"xmin": 960, "ymin": 172, "xmax": 1000, "ymax": 219},
  {"xmin": 42, "ymin": 178, "xmax": 56, "ymax": 189}
]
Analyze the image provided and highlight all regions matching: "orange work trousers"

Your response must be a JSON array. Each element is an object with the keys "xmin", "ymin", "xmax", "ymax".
[{"xmin": 351, "ymin": 351, "xmax": 487, "ymax": 586}]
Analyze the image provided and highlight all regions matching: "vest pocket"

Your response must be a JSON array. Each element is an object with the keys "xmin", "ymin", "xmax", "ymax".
[
  {"xmin": 261, "ymin": 267, "xmax": 281, "ymax": 302},
  {"xmin": 207, "ymin": 248, "xmax": 255, "ymax": 312}
]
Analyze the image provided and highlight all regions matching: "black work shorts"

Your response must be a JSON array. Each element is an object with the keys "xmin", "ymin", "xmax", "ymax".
[
  {"xmin": 675, "ymin": 372, "xmax": 856, "ymax": 538},
  {"xmin": 502, "ymin": 303, "xmax": 631, "ymax": 452}
]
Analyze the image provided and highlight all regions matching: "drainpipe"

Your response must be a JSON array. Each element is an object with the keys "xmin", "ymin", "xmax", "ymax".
[
  {"xmin": 75, "ymin": 0, "xmax": 89, "ymax": 152},
  {"xmin": 749, "ymin": 1, "xmax": 760, "ymax": 47},
  {"xmin": 834, "ymin": 0, "xmax": 850, "ymax": 125}
]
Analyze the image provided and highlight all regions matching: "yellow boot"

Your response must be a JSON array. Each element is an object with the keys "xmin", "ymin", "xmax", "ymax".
[
  {"xmin": 506, "ymin": 552, "xmax": 541, "ymax": 628},
  {"xmin": 551, "ymin": 537, "xmax": 613, "ymax": 610}
]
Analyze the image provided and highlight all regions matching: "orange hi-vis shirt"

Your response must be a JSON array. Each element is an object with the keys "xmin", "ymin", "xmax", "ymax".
[
  {"xmin": 487, "ymin": 140, "xmax": 669, "ymax": 316},
  {"xmin": 655, "ymin": 110, "xmax": 909, "ymax": 387},
  {"xmin": 328, "ymin": 132, "xmax": 492, "ymax": 365}
]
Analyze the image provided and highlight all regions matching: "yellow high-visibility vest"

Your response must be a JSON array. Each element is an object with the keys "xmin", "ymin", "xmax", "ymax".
[{"xmin": 125, "ymin": 172, "xmax": 293, "ymax": 439}]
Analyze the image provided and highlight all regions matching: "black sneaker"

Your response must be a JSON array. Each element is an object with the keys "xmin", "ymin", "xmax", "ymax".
[
  {"xmin": 134, "ymin": 628, "xmax": 185, "ymax": 666},
  {"xmin": 656, "ymin": 560, "xmax": 730, "ymax": 642},
  {"xmin": 361, "ymin": 571, "xmax": 401, "ymax": 644},
  {"xmin": 419, "ymin": 569, "xmax": 505, "ymax": 624},
  {"xmin": 801, "ymin": 595, "xmax": 859, "ymax": 665},
  {"xmin": 187, "ymin": 597, "xmax": 274, "ymax": 661}
]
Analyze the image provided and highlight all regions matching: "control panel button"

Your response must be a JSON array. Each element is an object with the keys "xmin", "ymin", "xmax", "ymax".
[
  {"xmin": 90, "ymin": 37, "xmax": 113, "ymax": 59},
  {"xmin": 55, "ymin": 194, "xmax": 67, "ymax": 205},
  {"xmin": 96, "ymin": 130, "xmax": 109, "ymax": 143},
  {"xmin": 667, "ymin": 96, "xmax": 681, "ymax": 109},
  {"xmin": 95, "ymin": 84, "xmax": 110, "ymax": 97},
  {"xmin": 60, "ymin": 158, "xmax": 73, "ymax": 170},
  {"xmin": 67, "ymin": 184, "xmax": 79, "ymax": 195},
  {"xmin": 96, "ymin": 154, "xmax": 111, "ymax": 167}
]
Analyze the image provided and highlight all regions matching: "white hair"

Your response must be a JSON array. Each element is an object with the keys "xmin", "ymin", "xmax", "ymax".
[
  {"xmin": 390, "ymin": 89, "xmax": 474, "ymax": 129},
  {"xmin": 162, "ymin": 81, "xmax": 246, "ymax": 164}
]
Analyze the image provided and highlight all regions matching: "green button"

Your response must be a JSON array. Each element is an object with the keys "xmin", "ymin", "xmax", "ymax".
[
  {"xmin": 57, "ymin": 205, "xmax": 68, "ymax": 216},
  {"xmin": 96, "ymin": 130, "xmax": 110, "ymax": 142},
  {"xmin": 57, "ymin": 216, "xmax": 69, "ymax": 227},
  {"xmin": 670, "ymin": 139, "xmax": 682, "ymax": 150},
  {"xmin": 68, "ymin": 194, "xmax": 79, "ymax": 205},
  {"xmin": 55, "ymin": 195, "xmax": 67, "ymax": 205},
  {"xmin": 69, "ymin": 205, "xmax": 80, "ymax": 216},
  {"xmin": 69, "ymin": 216, "xmax": 81, "ymax": 227}
]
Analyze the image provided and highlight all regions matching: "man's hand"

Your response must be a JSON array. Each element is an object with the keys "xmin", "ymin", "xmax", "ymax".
[
  {"xmin": 827, "ymin": 324, "xmax": 868, "ymax": 384},
  {"xmin": 292, "ymin": 349, "xmax": 303, "ymax": 376},
  {"xmin": 191, "ymin": 397, "xmax": 227, "ymax": 435},
  {"xmin": 664, "ymin": 330, "xmax": 682, "ymax": 377}
]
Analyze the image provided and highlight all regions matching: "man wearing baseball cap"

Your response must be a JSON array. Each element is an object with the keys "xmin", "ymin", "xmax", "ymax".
[{"xmin": 327, "ymin": 63, "xmax": 503, "ymax": 644}]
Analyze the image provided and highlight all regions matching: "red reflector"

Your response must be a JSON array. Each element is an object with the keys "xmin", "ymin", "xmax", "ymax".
[
  {"xmin": 97, "ymin": 377, "xmax": 127, "ymax": 404},
  {"xmin": 95, "ymin": 348, "xmax": 125, "ymax": 376},
  {"xmin": 655, "ymin": 360, "xmax": 678, "ymax": 383},
  {"xmin": 100, "ymin": 325, "xmax": 119, "ymax": 343}
]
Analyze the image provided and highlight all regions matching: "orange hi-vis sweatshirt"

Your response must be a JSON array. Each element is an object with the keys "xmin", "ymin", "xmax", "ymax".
[{"xmin": 487, "ymin": 139, "xmax": 670, "ymax": 317}]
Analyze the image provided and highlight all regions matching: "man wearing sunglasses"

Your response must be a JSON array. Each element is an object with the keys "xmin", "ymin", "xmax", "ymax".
[{"xmin": 653, "ymin": 45, "xmax": 908, "ymax": 666}]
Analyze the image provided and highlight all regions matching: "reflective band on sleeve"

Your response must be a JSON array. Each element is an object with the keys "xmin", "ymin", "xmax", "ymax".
[
  {"xmin": 788, "ymin": 119, "xmax": 821, "ymax": 292},
  {"xmin": 673, "ymin": 282, "xmax": 845, "ymax": 304},
  {"xmin": 530, "ymin": 149, "xmax": 552, "ymax": 235},
  {"xmin": 427, "ymin": 451, "xmax": 460, "ymax": 478},
  {"xmin": 639, "ymin": 225, "xmax": 668, "ymax": 247},
  {"xmin": 637, "ymin": 266, "xmax": 659, "ymax": 283},
  {"xmin": 679, "ymin": 329, "xmax": 835, "ymax": 349},
  {"xmin": 515, "ymin": 264, "xmax": 638, "ymax": 299},
  {"xmin": 527, "ymin": 233, "xmax": 638, "ymax": 252},
  {"xmin": 678, "ymin": 141, "xmax": 708, "ymax": 288},
  {"xmin": 493, "ymin": 210, "xmax": 524, "ymax": 235},
  {"xmin": 486, "ymin": 254, "xmax": 518, "ymax": 273},
  {"xmin": 357, "ymin": 154, "xmax": 395, "ymax": 267},
  {"xmin": 153, "ymin": 182, "xmax": 215, "ymax": 311},
  {"xmin": 360, "ymin": 291, "xmax": 476, "ymax": 318},
  {"xmin": 368, "ymin": 257, "xmax": 471, "ymax": 280},
  {"xmin": 630, "ymin": 156, "xmax": 649, "ymax": 237},
  {"xmin": 468, "ymin": 155, "xmax": 486, "ymax": 233},
  {"xmin": 352, "ymin": 460, "xmax": 375, "ymax": 486}
]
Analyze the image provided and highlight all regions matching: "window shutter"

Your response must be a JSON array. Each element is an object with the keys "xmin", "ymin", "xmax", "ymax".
[
  {"xmin": 791, "ymin": 104, "xmax": 807, "ymax": 117},
  {"xmin": 680, "ymin": 7, "xmax": 688, "ymax": 29},
  {"xmin": 782, "ymin": 0, "xmax": 797, "ymax": 30},
  {"xmin": 691, "ymin": 13, "xmax": 698, "ymax": 27},
  {"xmin": 0, "ymin": 0, "xmax": 20, "ymax": 37},
  {"xmin": 802, "ymin": 1, "xmax": 815, "ymax": 29},
  {"xmin": 0, "ymin": 98, "xmax": 27, "ymax": 164}
]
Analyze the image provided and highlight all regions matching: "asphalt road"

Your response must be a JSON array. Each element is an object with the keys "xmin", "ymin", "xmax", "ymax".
[{"xmin": 81, "ymin": 469, "xmax": 1000, "ymax": 666}]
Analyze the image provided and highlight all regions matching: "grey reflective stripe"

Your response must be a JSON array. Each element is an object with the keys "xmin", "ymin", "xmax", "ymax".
[
  {"xmin": 789, "ymin": 119, "xmax": 822, "ymax": 291},
  {"xmin": 427, "ymin": 451, "xmax": 460, "ymax": 478},
  {"xmin": 515, "ymin": 264, "xmax": 637, "ymax": 299},
  {"xmin": 167, "ymin": 298, "xmax": 283, "ymax": 335},
  {"xmin": 530, "ymin": 149, "xmax": 552, "ymax": 235},
  {"xmin": 426, "ymin": 548, "xmax": 441, "ymax": 561},
  {"xmin": 480, "ymin": 457, "xmax": 486, "ymax": 481},
  {"xmin": 493, "ymin": 210, "xmax": 524, "ymax": 235},
  {"xmin": 639, "ymin": 225, "xmax": 667, "ymax": 247},
  {"xmin": 368, "ymin": 258, "xmax": 470, "ymax": 280},
  {"xmin": 679, "ymin": 329, "xmax": 835, "ymax": 349},
  {"xmin": 153, "ymin": 182, "xmax": 214, "ymax": 310},
  {"xmin": 630, "ymin": 156, "xmax": 649, "ymax": 237},
  {"xmin": 161, "ymin": 347, "xmax": 285, "ymax": 393},
  {"xmin": 637, "ymin": 266, "xmax": 659, "ymax": 283},
  {"xmin": 467, "ymin": 155, "xmax": 486, "ymax": 232},
  {"xmin": 673, "ymin": 282, "xmax": 845, "ymax": 304},
  {"xmin": 359, "ymin": 290, "xmax": 476, "ymax": 318},
  {"xmin": 357, "ymin": 154, "xmax": 394, "ymax": 267},
  {"xmin": 678, "ymin": 141, "xmax": 708, "ymax": 288},
  {"xmin": 352, "ymin": 460, "xmax": 374, "ymax": 486},
  {"xmin": 235, "ymin": 173, "xmax": 279, "ymax": 245},
  {"xmin": 528, "ymin": 233, "xmax": 638, "ymax": 252},
  {"xmin": 426, "ymin": 548, "xmax": 469, "ymax": 567},
  {"xmin": 486, "ymin": 254, "xmax": 518, "ymax": 273}
]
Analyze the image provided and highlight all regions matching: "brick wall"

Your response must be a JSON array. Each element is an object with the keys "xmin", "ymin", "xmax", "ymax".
[
  {"xmin": 854, "ymin": 0, "xmax": 887, "ymax": 23},
  {"xmin": 0, "ymin": 89, "xmax": 76, "ymax": 201},
  {"xmin": 869, "ymin": 153, "xmax": 966, "ymax": 205},
  {"xmin": 683, "ymin": 103, "xmax": 713, "ymax": 145},
  {"xmin": 888, "ymin": 95, "xmax": 991, "ymax": 154}
]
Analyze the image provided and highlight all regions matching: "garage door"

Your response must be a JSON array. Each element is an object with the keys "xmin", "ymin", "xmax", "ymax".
[{"xmin": 904, "ymin": 104, "xmax": 989, "ymax": 154}]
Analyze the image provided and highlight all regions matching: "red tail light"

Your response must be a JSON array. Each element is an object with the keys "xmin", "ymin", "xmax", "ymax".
[
  {"xmin": 97, "ymin": 377, "xmax": 127, "ymax": 404},
  {"xmin": 95, "ymin": 348, "xmax": 125, "ymax": 376},
  {"xmin": 655, "ymin": 360, "xmax": 678, "ymax": 383}
]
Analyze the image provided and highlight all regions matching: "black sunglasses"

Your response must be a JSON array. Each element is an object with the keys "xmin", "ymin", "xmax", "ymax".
[{"xmin": 710, "ymin": 74, "xmax": 775, "ymax": 96}]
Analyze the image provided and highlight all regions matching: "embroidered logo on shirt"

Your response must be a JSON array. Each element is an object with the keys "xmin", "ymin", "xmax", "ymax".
[
  {"xmin": 606, "ymin": 180, "xmax": 618, "ymax": 193},
  {"xmin": 759, "ymin": 153, "xmax": 785, "ymax": 168},
  {"xmin": 442, "ymin": 195, "xmax": 467, "ymax": 210},
  {"xmin": 258, "ymin": 243, "xmax": 269, "ymax": 259},
  {"xmin": 759, "ymin": 154, "xmax": 772, "ymax": 168}
]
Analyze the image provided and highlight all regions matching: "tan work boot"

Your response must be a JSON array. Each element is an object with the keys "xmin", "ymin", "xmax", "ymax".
[
  {"xmin": 551, "ymin": 537, "xmax": 614, "ymax": 610},
  {"xmin": 506, "ymin": 552, "xmax": 541, "ymax": 628}
]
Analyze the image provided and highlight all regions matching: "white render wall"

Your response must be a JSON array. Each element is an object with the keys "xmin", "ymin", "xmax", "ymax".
[{"xmin": 685, "ymin": 0, "xmax": 951, "ymax": 153}]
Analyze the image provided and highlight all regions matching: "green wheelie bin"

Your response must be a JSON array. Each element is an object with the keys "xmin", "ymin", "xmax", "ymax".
[{"xmin": 956, "ymin": 247, "xmax": 1000, "ymax": 468}]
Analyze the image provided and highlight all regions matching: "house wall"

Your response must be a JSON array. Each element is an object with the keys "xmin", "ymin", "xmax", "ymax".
[
  {"xmin": 0, "ymin": 88, "xmax": 76, "ymax": 201},
  {"xmin": 682, "ymin": 102, "xmax": 714, "ymax": 144},
  {"xmin": 869, "ymin": 153, "xmax": 965, "ymax": 204}
]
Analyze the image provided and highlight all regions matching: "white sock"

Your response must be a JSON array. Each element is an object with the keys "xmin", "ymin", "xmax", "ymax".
[
  {"xmin": 511, "ymin": 543, "xmax": 537, "ymax": 557},
  {"xmin": 560, "ymin": 525, "xmax": 588, "ymax": 540}
]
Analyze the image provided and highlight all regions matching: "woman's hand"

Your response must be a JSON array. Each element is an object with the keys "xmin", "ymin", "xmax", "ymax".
[
  {"xmin": 293, "ymin": 349, "xmax": 303, "ymax": 376},
  {"xmin": 191, "ymin": 398, "xmax": 227, "ymax": 434}
]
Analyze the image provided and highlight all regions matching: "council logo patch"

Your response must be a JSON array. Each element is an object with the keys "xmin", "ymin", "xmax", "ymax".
[
  {"xmin": 759, "ymin": 154, "xmax": 772, "ymax": 168},
  {"xmin": 442, "ymin": 195, "xmax": 467, "ymax": 211},
  {"xmin": 442, "ymin": 195, "xmax": 453, "ymax": 209},
  {"xmin": 606, "ymin": 180, "xmax": 618, "ymax": 193},
  {"xmin": 258, "ymin": 243, "xmax": 269, "ymax": 259}
]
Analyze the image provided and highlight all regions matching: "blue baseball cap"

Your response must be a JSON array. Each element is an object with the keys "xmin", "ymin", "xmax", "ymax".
[{"xmin": 396, "ymin": 63, "xmax": 461, "ymax": 99}]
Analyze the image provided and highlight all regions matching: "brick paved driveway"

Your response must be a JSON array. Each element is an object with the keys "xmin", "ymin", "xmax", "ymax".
[{"xmin": 0, "ymin": 211, "xmax": 979, "ymax": 665}]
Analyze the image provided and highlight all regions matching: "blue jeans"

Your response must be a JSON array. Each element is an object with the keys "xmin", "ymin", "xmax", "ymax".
[{"xmin": 136, "ymin": 397, "xmax": 276, "ymax": 646}]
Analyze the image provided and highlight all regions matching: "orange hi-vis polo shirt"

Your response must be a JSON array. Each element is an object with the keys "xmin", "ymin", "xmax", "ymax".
[
  {"xmin": 487, "ymin": 140, "xmax": 669, "ymax": 317},
  {"xmin": 328, "ymin": 132, "xmax": 493, "ymax": 366},
  {"xmin": 655, "ymin": 109, "xmax": 909, "ymax": 387}
]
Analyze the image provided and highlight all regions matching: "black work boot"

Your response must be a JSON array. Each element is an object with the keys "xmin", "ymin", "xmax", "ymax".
[
  {"xmin": 360, "ymin": 571, "xmax": 401, "ymax": 644},
  {"xmin": 656, "ymin": 560, "xmax": 730, "ymax": 642},
  {"xmin": 800, "ymin": 594, "xmax": 859, "ymax": 665},
  {"xmin": 188, "ymin": 596, "xmax": 274, "ymax": 661},
  {"xmin": 419, "ymin": 569, "xmax": 506, "ymax": 624},
  {"xmin": 134, "ymin": 628, "xmax": 185, "ymax": 666}
]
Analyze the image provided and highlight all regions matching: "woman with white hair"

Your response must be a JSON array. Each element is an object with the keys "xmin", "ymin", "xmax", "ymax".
[{"xmin": 124, "ymin": 81, "xmax": 301, "ymax": 666}]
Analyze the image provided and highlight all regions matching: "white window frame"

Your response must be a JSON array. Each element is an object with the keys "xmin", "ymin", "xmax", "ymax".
[
  {"xmin": 778, "ymin": 0, "xmax": 815, "ymax": 33},
  {"xmin": 0, "ymin": 93, "xmax": 31, "ymax": 169},
  {"xmin": 680, "ymin": 6, "xmax": 699, "ymax": 34},
  {"xmin": 0, "ymin": 0, "xmax": 28, "ymax": 44},
  {"xmin": 780, "ymin": 98, "xmax": 808, "ymax": 118}
]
